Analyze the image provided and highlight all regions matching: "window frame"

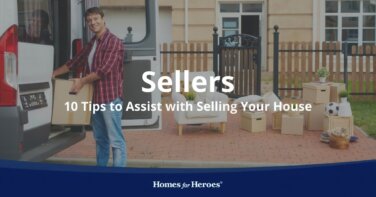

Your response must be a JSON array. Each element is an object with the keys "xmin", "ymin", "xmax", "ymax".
[{"xmin": 323, "ymin": 0, "xmax": 376, "ymax": 46}]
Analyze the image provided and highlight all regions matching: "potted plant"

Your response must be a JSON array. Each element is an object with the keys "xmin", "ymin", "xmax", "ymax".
[
  {"xmin": 317, "ymin": 67, "xmax": 329, "ymax": 83},
  {"xmin": 185, "ymin": 91, "xmax": 196, "ymax": 104},
  {"xmin": 338, "ymin": 90, "xmax": 352, "ymax": 117},
  {"xmin": 339, "ymin": 90, "xmax": 348, "ymax": 103}
]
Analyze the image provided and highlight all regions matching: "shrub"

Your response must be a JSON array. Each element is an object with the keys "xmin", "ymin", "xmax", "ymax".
[{"xmin": 317, "ymin": 67, "xmax": 329, "ymax": 78}]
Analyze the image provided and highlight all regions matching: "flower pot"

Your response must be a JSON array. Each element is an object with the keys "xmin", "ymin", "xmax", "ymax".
[
  {"xmin": 319, "ymin": 77, "xmax": 326, "ymax": 83},
  {"xmin": 338, "ymin": 101, "xmax": 352, "ymax": 117},
  {"xmin": 340, "ymin": 97, "xmax": 347, "ymax": 103}
]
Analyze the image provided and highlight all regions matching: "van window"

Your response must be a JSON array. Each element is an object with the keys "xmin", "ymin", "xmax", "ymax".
[{"xmin": 17, "ymin": 0, "xmax": 53, "ymax": 45}]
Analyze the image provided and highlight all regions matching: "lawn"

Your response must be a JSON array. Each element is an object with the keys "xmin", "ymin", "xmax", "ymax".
[{"xmin": 351, "ymin": 100, "xmax": 376, "ymax": 138}]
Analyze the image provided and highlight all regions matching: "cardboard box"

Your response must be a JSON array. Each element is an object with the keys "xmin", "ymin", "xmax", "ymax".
[
  {"xmin": 52, "ymin": 79, "xmax": 93, "ymax": 125},
  {"xmin": 304, "ymin": 103, "xmax": 326, "ymax": 131},
  {"xmin": 241, "ymin": 111, "xmax": 266, "ymax": 133},
  {"xmin": 281, "ymin": 114, "xmax": 304, "ymax": 135},
  {"xmin": 303, "ymin": 82, "xmax": 330, "ymax": 104},
  {"xmin": 272, "ymin": 111, "xmax": 283, "ymax": 130},
  {"xmin": 323, "ymin": 115, "xmax": 354, "ymax": 136},
  {"xmin": 328, "ymin": 83, "xmax": 346, "ymax": 103}
]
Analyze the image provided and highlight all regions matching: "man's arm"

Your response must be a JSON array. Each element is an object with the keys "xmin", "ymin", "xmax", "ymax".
[
  {"xmin": 52, "ymin": 40, "xmax": 92, "ymax": 78},
  {"xmin": 52, "ymin": 64, "xmax": 70, "ymax": 78},
  {"xmin": 70, "ymin": 72, "xmax": 101, "ymax": 93}
]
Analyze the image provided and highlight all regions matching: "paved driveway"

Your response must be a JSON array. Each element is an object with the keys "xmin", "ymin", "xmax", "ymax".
[{"xmin": 54, "ymin": 109, "xmax": 376, "ymax": 165}]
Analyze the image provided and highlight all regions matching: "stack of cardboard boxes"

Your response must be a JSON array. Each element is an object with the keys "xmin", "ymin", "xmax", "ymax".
[
  {"xmin": 325, "ymin": 82, "xmax": 354, "ymax": 136},
  {"xmin": 303, "ymin": 82, "xmax": 330, "ymax": 131},
  {"xmin": 302, "ymin": 82, "xmax": 354, "ymax": 136},
  {"xmin": 239, "ymin": 83, "xmax": 354, "ymax": 138}
]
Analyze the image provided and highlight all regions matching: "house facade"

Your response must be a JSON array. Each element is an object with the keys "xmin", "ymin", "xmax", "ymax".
[{"xmin": 100, "ymin": 0, "xmax": 376, "ymax": 71}]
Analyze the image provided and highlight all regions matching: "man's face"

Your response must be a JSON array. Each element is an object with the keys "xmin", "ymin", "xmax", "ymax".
[{"xmin": 86, "ymin": 13, "xmax": 105, "ymax": 34}]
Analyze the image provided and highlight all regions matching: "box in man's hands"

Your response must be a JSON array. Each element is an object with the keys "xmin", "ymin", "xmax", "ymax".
[{"xmin": 51, "ymin": 79, "xmax": 93, "ymax": 125}]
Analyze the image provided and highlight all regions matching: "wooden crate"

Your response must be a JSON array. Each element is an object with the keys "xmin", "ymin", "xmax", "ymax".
[
  {"xmin": 323, "ymin": 115, "xmax": 354, "ymax": 136},
  {"xmin": 303, "ymin": 82, "xmax": 330, "ymax": 104}
]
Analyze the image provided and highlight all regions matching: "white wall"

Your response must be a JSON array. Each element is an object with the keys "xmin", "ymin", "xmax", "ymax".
[{"xmin": 103, "ymin": 7, "xmax": 172, "ymax": 43}]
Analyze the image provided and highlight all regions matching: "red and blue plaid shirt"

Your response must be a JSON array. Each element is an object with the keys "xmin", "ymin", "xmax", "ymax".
[{"xmin": 66, "ymin": 29, "xmax": 124, "ymax": 104}]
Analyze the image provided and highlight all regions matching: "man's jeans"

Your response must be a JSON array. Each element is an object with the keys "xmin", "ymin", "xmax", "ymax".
[{"xmin": 92, "ymin": 98, "xmax": 126, "ymax": 167}]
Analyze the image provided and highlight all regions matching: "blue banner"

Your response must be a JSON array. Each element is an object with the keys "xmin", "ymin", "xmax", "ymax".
[{"xmin": 0, "ymin": 159, "xmax": 375, "ymax": 197}]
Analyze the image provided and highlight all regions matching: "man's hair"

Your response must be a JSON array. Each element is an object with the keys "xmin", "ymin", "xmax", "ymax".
[{"xmin": 85, "ymin": 7, "xmax": 104, "ymax": 19}]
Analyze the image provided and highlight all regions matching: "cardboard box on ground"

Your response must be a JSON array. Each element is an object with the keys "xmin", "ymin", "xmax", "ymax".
[
  {"xmin": 51, "ymin": 79, "xmax": 93, "ymax": 125},
  {"xmin": 304, "ymin": 102, "xmax": 326, "ymax": 131},
  {"xmin": 281, "ymin": 114, "xmax": 304, "ymax": 135},
  {"xmin": 262, "ymin": 92, "xmax": 283, "ymax": 129},
  {"xmin": 240, "ymin": 111, "xmax": 266, "ymax": 133}
]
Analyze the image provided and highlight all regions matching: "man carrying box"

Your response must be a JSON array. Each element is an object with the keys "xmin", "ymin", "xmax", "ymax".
[{"xmin": 52, "ymin": 7, "xmax": 126, "ymax": 167}]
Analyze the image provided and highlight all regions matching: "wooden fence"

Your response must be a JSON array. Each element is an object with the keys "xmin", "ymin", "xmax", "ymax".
[
  {"xmin": 349, "ymin": 45, "xmax": 376, "ymax": 100},
  {"xmin": 277, "ymin": 41, "xmax": 376, "ymax": 100},
  {"xmin": 160, "ymin": 42, "xmax": 213, "ymax": 76}
]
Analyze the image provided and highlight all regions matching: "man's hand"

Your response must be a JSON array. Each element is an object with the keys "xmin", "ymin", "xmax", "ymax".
[
  {"xmin": 52, "ymin": 65, "xmax": 69, "ymax": 79},
  {"xmin": 70, "ymin": 78, "xmax": 84, "ymax": 94},
  {"xmin": 68, "ymin": 72, "xmax": 100, "ymax": 94}
]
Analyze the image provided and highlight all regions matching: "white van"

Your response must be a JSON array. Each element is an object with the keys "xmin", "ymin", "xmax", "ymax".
[{"xmin": 0, "ymin": 0, "xmax": 161, "ymax": 161}]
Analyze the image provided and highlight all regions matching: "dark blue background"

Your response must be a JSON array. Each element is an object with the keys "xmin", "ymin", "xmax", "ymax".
[{"xmin": 0, "ymin": 159, "xmax": 375, "ymax": 197}]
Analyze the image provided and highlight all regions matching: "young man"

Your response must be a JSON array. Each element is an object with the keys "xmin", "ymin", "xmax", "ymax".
[{"xmin": 52, "ymin": 7, "xmax": 126, "ymax": 167}]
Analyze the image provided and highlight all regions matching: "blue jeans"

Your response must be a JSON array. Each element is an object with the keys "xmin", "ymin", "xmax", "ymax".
[{"xmin": 92, "ymin": 98, "xmax": 126, "ymax": 167}]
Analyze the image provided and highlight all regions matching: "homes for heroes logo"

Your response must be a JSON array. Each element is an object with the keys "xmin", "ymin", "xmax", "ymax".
[{"xmin": 152, "ymin": 180, "xmax": 223, "ymax": 189}]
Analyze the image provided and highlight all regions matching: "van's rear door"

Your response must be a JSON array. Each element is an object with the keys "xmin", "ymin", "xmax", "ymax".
[
  {"xmin": 107, "ymin": 0, "xmax": 161, "ymax": 129},
  {"xmin": 17, "ymin": 0, "xmax": 55, "ymax": 151}
]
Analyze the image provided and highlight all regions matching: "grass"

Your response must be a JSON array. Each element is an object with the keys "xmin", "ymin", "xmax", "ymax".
[
  {"xmin": 347, "ymin": 80, "xmax": 375, "ymax": 93},
  {"xmin": 350, "ymin": 100, "xmax": 376, "ymax": 138}
]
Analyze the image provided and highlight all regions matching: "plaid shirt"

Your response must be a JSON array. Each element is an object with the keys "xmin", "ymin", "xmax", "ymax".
[{"xmin": 66, "ymin": 29, "xmax": 124, "ymax": 104}]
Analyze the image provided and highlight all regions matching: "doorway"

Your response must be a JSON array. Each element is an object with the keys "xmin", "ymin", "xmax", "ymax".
[{"xmin": 241, "ymin": 15, "xmax": 259, "ymax": 37}]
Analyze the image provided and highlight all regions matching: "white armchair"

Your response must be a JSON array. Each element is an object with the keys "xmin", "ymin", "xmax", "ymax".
[{"xmin": 171, "ymin": 71, "xmax": 228, "ymax": 135}]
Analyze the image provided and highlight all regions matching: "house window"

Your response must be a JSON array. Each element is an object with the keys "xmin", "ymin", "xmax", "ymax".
[
  {"xmin": 325, "ymin": 0, "xmax": 376, "ymax": 51},
  {"xmin": 220, "ymin": 3, "xmax": 240, "ymax": 12},
  {"xmin": 219, "ymin": 2, "xmax": 263, "ymax": 37},
  {"xmin": 222, "ymin": 17, "xmax": 239, "ymax": 36}
]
